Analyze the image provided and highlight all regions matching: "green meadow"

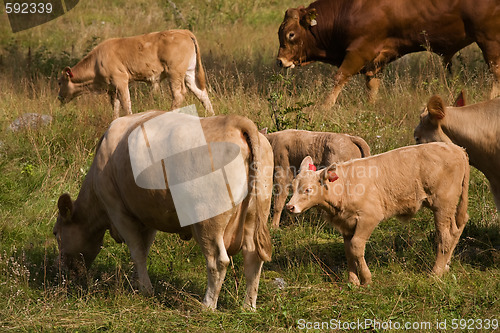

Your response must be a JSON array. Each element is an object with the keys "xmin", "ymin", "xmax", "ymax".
[{"xmin": 0, "ymin": 0, "xmax": 498, "ymax": 331}]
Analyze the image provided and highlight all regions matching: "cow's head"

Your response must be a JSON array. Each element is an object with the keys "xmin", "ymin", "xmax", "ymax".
[
  {"xmin": 277, "ymin": 6, "xmax": 317, "ymax": 68},
  {"xmin": 53, "ymin": 193, "xmax": 104, "ymax": 274},
  {"xmin": 414, "ymin": 95, "xmax": 453, "ymax": 144},
  {"xmin": 57, "ymin": 67, "xmax": 78, "ymax": 103},
  {"xmin": 286, "ymin": 156, "xmax": 339, "ymax": 214}
]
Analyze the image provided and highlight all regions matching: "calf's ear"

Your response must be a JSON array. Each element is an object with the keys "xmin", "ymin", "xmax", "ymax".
[
  {"xmin": 321, "ymin": 164, "xmax": 339, "ymax": 183},
  {"xmin": 63, "ymin": 66, "xmax": 74, "ymax": 79},
  {"xmin": 427, "ymin": 95, "xmax": 446, "ymax": 121},
  {"xmin": 299, "ymin": 156, "xmax": 314, "ymax": 173},
  {"xmin": 57, "ymin": 193, "xmax": 73, "ymax": 221},
  {"xmin": 453, "ymin": 90, "xmax": 465, "ymax": 107}
]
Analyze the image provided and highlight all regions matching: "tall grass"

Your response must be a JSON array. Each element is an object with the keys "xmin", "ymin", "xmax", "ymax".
[{"xmin": 1, "ymin": 0, "xmax": 499, "ymax": 331}]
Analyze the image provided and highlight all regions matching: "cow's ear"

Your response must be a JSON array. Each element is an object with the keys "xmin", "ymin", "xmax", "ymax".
[
  {"xmin": 453, "ymin": 90, "xmax": 465, "ymax": 107},
  {"xmin": 63, "ymin": 66, "xmax": 74, "ymax": 79},
  {"xmin": 427, "ymin": 95, "xmax": 446, "ymax": 121},
  {"xmin": 299, "ymin": 156, "xmax": 314, "ymax": 173},
  {"xmin": 300, "ymin": 8, "xmax": 317, "ymax": 27},
  {"xmin": 57, "ymin": 193, "xmax": 73, "ymax": 221},
  {"xmin": 321, "ymin": 164, "xmax": 339, "ymax": 183},
  {"xmin": 259, "ymin": 127, "xmax": 268, "ymax": 135}
]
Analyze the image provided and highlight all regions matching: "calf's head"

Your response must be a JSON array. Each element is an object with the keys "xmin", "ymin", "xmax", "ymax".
[
  {"xmin": 286, "ymin": 156, "xmax": 339, "ymax": 214},
  {"xmin": 414, "ymin": 92, "xmax": 466, "ymax": 144},
  {"xmin": 57, "ymin": 67, "xmax": 79, "ymax": 103},
  {"xmin": 414, "ymin": 95, "xmax": 453, "ymax": 144},
  {"xmin": 277, "ymin": 6, "xmax": 317, "ymax": 68},
  {"xmin": 53, "ymin": 193, "xmax": 103, "ymax": 274}
]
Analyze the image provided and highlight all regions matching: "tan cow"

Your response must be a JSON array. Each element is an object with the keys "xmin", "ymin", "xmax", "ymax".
[
  {"xmin": 57, "ymin": 30, "xmax": 214, "ymax": 118},
  {"xmin": 264, "ymin": 129, "xmax": 370, "ymax": 228},
  {"xmin": 414, "ymin": 95, "xmax": 500, "ymax": 213},
  {"xmin": 53, "ymin": 111, "xmax": 273, "ymax": 310},
  {"xmin": 286, "ymin": 143, "xmax": 469, "ymax": 285}
]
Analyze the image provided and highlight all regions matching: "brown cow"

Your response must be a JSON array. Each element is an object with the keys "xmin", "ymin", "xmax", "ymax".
[
  {"xmin": 53, "ymin": 111, "xmax": 273, "ymax": 310},
  {"xmin": 414, "ymin": 95, "xmax": 500, "ymax": 214},
  {"xmin": 264, "ymin": 129, "xmax": 370, "ymax": 228},
  {"xmin": 58, "ymin": 30, "xmax": 214, "ymax": 118},
  {"xmin": 286, "ymin": 143, "xmax": 469, "ymax": 285},
  {"xmin": 277, "ymin": 0, "xmax": 500, "ymax": 107}
]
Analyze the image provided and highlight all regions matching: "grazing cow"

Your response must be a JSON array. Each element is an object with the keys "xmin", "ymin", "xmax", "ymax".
[
  {"xmin": 286, "ymin": 143, "xmax": 469, "ymax": 285},
  {"xmin": 277, "ymin": 0, "xmax": 500, "ymax": 107},
  {"xmin": 414, "ymin": 95, "xmax": 500, "ymax": 213},
  {"xmin": 58, "ymin": 30, "xmax": 214, "ymax": 118},
  {"xmin": 53, "ymin": 111, "xmax": 273, "ymax": 310},
  {"xmin": 264, "ymin": 129, "xmax": 370, "ymax": 228}
]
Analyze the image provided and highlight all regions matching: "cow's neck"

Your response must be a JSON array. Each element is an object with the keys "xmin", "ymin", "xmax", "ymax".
[
  {"xmin": 73, "ymin": 175, "xmax": 109, "ymax": 236},
  {"xmin": 441, "ymin": 107, "xmax": 499, "ymax": 171},
  {"xmin": 71, "ymin": 54, "xmax": 97, "ymax": 84}
]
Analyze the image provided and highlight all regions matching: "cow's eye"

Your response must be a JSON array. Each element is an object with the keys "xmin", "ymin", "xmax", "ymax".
[
  {"xmin": 305, "ymin": 187, "xmax": 312, "ymax": 194},
  {"xmin": 288, "ymin": 32, "xmax": 295, "ymax": 40}
]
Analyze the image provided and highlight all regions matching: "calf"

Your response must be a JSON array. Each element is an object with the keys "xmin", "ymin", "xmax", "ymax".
[
  {"xmin": 58, "ymin": 30, "xmax": 213, "ymax": 118},
  {"xmin": 286, "ymin": 143, "xmax": 469, "ymax": 285},
  {"xmin": 265, "ymin": 129, "xmax": 370, "ymax": 228},
  {"xmin": 414, "ymin": 95, "xmax": 500, "ymax": 213}
]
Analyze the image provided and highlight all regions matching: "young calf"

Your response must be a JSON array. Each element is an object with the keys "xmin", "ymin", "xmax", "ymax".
[
  {"xmin": 265, "ymin": 129, "xmax": 370, "ymax": 228},
  {"xmin": 286, "ymin": 142, "xmax": 469, "ymax": 285}
]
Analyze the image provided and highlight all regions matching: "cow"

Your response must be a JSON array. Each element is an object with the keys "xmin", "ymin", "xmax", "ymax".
[
  {"xmin": 53, "ymin": 111, "xmax": 273, "ymax": 310},
  {"xmin": 57, "ymin": 30, "xmax": 214, "ymax": 118},
  {"xmin": 414, "ymin": 95, "xmax": 500, "ymax": 214},
  {"xmin": 276, "ymin": 0, "xmax": 500, "ymax": 107},
  {"xmin": 264, "ymin": 129, "xmax": 370, "ymax": 228},
  {"xmin": 286, "ymin": 142, "xmax": 469, "ymax": 285}
]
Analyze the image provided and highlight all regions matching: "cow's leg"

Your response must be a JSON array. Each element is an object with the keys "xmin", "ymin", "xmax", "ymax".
[
  {"xmin": 323, "ymin": 52, "xmax": 368, "ymax": 107},
  {"xmin": 343, "ymin": 235, "xmax": 360, "ymax": 286},
  {"xmin": 271, "ymin": 166, "xmax": 292, "ymax": 229},
  {"xmin": 193, "ymin": 223, "xmax": 230, "ymax": 309},
  {"xmin": 489, "ymin": 179, "xmax": 500, "ymax": 214},
  {"xmin": 344, "ymin": 218, "xmax": 378, "ymax": 285},
  {"xmin": 432, "ymin": 208, "xmax": 461, "ymax": 276},
  {"xmin": 185, "ymin": 69, "xmax": 214, "ymax": 116},
  {"xmin": 476, "ymin": 40, "xmax": 500, "ymax": 99},
  {"xmin": 107, "ymin": 212, "xmax": 157, "ymax": 295},
  {"xmin": 365, "ymin": 75, "xmax": 381, "ymax": 103},
  {"xmin": 241, "ymin": 222, "xmax": 264, "ymax": 310},
  {"xmin": 115, "ymin": 83, "xmax": 132, "ymax": 116},
  {"xmin": 108, "ymin": 90, "xmax": 121, "ymax": 119},
  {"xmin": 168, "ymin": 73, "xmax": 186, "ymax": 110}
]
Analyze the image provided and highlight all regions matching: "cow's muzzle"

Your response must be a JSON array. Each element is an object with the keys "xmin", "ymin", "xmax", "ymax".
[{"xmin": 276, "ymin": 58, "xmax": 295, "ymax": 69}]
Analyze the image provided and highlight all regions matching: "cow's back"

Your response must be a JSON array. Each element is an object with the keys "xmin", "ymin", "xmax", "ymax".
[
  {"xmin": 334, "ymin": 142, "xmax": 468, "ymax": 217},
  {"xmin": 267, "ymin": 129, "xmax": 366, "ymax": 173}
]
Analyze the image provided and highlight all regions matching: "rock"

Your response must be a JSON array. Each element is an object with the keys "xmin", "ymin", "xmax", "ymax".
[{"xmin": 9, "ymin": 113, "xmax": 52, "ymax": 132}]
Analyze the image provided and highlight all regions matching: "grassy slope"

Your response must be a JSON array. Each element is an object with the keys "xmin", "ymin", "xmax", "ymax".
[{"xmin": 0, "ymin": 0, "xmax": 499, "ymax": 331}]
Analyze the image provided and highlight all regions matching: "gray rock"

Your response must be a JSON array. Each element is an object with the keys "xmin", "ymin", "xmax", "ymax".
[{"xmin": 9, "ymin": 113, "xmax": 52, "ymax": 132}]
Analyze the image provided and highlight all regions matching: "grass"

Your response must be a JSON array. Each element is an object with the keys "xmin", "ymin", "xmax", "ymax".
[{"xmin": 1, "ymin": 0, "xmax": 499, "ymax": 331}]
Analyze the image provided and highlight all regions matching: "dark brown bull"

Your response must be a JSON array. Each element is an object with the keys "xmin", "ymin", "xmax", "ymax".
[{"xmin": 277, "ymin": 0, "xmax": 500, "ymax": 106}]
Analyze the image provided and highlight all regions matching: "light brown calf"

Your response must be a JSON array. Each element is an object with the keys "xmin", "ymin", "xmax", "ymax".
[
  {"xmin": 286, "ymin": 143, "xmax": 469, "ymax": 285},
  {"xmin": 265, "ymin": 129, "xmax": 370, "ymax": 228},
  {"xmin": 58, "ymin": 30, "xmax": 213, "ymax": 118},
  {"xmin": 414, "ymin": 95, "xmax": 500, "ymax": 214}
]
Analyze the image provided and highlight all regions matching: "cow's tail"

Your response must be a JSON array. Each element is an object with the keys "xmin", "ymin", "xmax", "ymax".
[
  {"xmin": 455, "ymin": 151, "xmax": 470, "ymax": 231},
  {"xmin": 235, "ymin": 116, "xmax": 272, "ymax": 262},
  {"xmin": 189, "ymin": 35, "xmax": 207, "ymax": 91},
  {"xmin": 349, "ymin": 135, "xmax": 371, "ymax": 157}
]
